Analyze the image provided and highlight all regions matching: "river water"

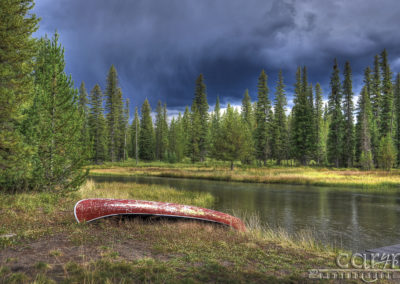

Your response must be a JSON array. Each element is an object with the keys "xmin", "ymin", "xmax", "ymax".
[{"xmin": 91, "ymin": 175, "xmax": 400, "ymax": 252}]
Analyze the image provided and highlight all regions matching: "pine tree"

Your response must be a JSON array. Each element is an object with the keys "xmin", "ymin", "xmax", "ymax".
[
  {"xmin": 314, "ymin": 83, "xmax": 324, "ymax": 165},
  {"xmin": 189, "ymin": 109, "xmax": 201, "ymax": 162},
  {"xmin": 357, "ymin": 87, "xmax": 374, "ymax": 170},
  {"xmin": 394, "ymin": 73, "xmax": 400, "ymax": 166},
  {"xmin": 115, "ymin": 88, "xmax": 125, "ymax": 161},
  {"xmin": 122, "ymin": 98, "xmax": 129, "ymax": 160},
  {"xmin": 241, "ymin": 90, "xmax": 253, "ymax": 127},
  {"xmin": 214, "ymin": 105, "xmax": 247, "ymax": 170},
  {"xmin": 182, "ymin": 106, "xmax": 191, "ymax": 158},
  {"xmin": 27, "ymin": 33, "xmax": 87, "ymax": 191},
  {"xmin": 191, "ymin": 74, "xmax": 209, "ymax": 161},
  {"xmin": 78, "ymin": 82, "xmax": 90, "ymax": 159},
  {"xmin": 342, "ymin": 61, "xmax": 355, "ymax": 167},
  {"xmin": 139, "ymin": 99, "xmax": 154, "ymax": 160},
  {"xmin": 168, "ymin": 114, "xmax": 185, "ymax": 163},
  {"xmin": 0, "ymin": 0, "xmax": 39, "ymax": 190},
  {"xmin": 380, "ymin": 49, "xmax": 394, "ymax": 137},
  {"xmin": 371, "ymin": 55, "xmax": 381, "ymax": 133},
  {"xmin": 241, "ymin": 90, "xmax": 255, "ymax": 164},
  {"xmin": 254, "ymin": 70, "xmax": 271, "ymax": 165},
  {"xmin": 307, "ymin": 81, "xmax": 316, "ymax": 161},
  {"xmin": 361, "ymin": 67, "xmax": 379, "ymax": 166},
  {"xmin": 105, "ymin": 65, "xmax": 123, "ymax": 162},
  {"xmin": 129, "ymin": 107, "xmax": 140, "ymax": 164},
  {"xmin": 88, "ymin": 84, "xmax": 107, "ymax": 164},
  {"xmin": 291, "ymin": 67, "xmax": 313, "ymax": 165},
  {"xmin": 155, "ymin": 101, "xmax": 168, "ymax": 160},
  {"xmin": 327, "ymin": 59, "xmax": 344, "ymax": 167},
  {"xmin": 210, "ymin": 96, "xmax": 221, "ymax": 159},
  {"xmin": 271, "ymin": 70, "xmax": 288, "ymax": 165}
]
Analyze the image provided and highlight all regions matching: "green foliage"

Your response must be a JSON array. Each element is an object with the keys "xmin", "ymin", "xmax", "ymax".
[
  {"xmin": 0, "ymin": 0, "xmax": 39, "ymax": 191},
  {"xmin": 357, "ymin": 87, "xmax": 374, "ymax": 170},
  {"xmin": 105, "ymin": 65, "xmax": 124, "ymax": 162},
  {"xmin": 327, "ymin": 59, "xmax": 344, "ymax": 167},
  {"xmin": 342, "ymin": 61, "xmax": 355, "ymax": 167},
  {"xmin": 379, "ymin": 49, "xmax": 394, "ymax": 137},
  {"xmin": 213, "ymin": 105, "xmax": 248, "ymax": 170},
  {"xmin": 291, "ymin": 67, "xmax": 314, "ymax": 165},
  {"xmin": 271, "ymin": 71, "xmax": 288, "ymax": 165},
  {"xmin": 26, "ymin": 33, "xmax": 87, "ymax": 191},
  {"xmin": 254, "ymin": 70, "xmax": 271, "ymax": 165},
  {"xmin": 314, "ymin": 83, "xmax": 325, "ymax": 165},
  {"xmin": 240, "ymin": 90, "xmax": 255, "ymax": 164},
  {"xmin": 78, "ymin": 82, "xmax": 91, "ymax": 161},
  {"xmin": 129, "ymin": 107, "xmax": 140, "ymax": 163},
  {"xmin": 88, "ymin": 85, "xmax": 108, "ymax": 164},
  {"xmin": 191, "ymin": 74, "xmax": 209, "ymax": 161},
  {"xmin": 139, "ymin": 99, "xmax": 155, "ymax": 160},
  {"xmin": 394, "ymin": 73, "xmax": 400, "ymax": 166},
  {"xmin": 377, "ymin": 135, "xmax": 396, "ymax": 171},
  {"xmin": 209, "ymin": 96, "xmax": 221, "ymax": 159},
  {"xmin": 155, "ymin": 101, "xmax": 168, "ymax": 160}
]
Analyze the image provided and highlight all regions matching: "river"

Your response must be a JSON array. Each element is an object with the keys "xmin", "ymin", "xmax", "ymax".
[{"xmin": 91, "ymin": 175, "xmax": 400, "ymax": 252}]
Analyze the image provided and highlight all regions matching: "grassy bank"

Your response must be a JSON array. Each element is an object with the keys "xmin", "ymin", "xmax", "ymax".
[
  {"xmin": 0, "ymin": 180, "xmax": 339, "ymax": 283},
  {"xmin": 89, "ymin": 160, "xmax": 400, "ymax": 192}
]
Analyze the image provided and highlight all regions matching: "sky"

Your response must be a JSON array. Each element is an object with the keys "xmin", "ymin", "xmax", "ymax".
[{"xmin": 33, "ymin": 0, "xmax": 400, "ymax": 117}]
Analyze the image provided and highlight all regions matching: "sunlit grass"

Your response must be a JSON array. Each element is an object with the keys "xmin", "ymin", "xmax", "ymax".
[{"xmin": 90, "ymin": 163, "xmax": 400, "ymax": 192}]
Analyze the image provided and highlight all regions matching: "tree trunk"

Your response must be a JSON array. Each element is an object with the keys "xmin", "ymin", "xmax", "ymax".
[{"xmin": 230, "ymin": 161, "xmax": 234, "ymax": 171}]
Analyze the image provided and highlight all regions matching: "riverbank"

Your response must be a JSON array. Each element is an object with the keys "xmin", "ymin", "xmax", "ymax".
[
  {"xmin": 89, "ymin": 161, "xmax": 400, "ymax": 192},
  {"xmin": 0, "ymin": 181, "xmax": 338, "ymax": 283}
]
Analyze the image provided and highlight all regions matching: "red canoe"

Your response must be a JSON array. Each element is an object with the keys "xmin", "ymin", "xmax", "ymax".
[{"xmin": 74, "ymin": 198, "xmax": 246, "ymax": 232}]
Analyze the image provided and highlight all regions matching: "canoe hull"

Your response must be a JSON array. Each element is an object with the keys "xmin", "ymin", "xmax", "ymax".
[{"xmin": 74, "ymin": 198, "xmax": 246, "ymax": 231}]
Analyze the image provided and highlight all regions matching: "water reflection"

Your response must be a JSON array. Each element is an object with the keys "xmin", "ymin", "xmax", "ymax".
[{"xmin": 90, "ymin": 175, "xmax": 400, "ymax": 252}]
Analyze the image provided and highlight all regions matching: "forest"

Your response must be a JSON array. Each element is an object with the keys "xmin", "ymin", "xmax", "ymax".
[{"xmin": 2, "ymin": 0, "xmax": 400, "ymax": 193}]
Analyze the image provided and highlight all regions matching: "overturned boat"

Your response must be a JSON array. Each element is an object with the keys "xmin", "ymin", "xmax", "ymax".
[{"xmin": 74, "ymin": 198, "xmax": 246, "ymax": 232}]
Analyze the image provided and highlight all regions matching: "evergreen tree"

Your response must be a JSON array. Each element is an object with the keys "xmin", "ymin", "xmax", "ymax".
[
  {"xmin": 291, "ymin": 67, "xmax": 313, "ymax": 165},
  {"xmin": 122, "ymin": 98, "xmax": 129, "ymax": 160},
  {"xmin": 342, "ymin": 61, "xmax": 355, "ymax": 167},
  {"xmin": 27, "ymin": 34, "xmax": 87, "ymax": 191},
  {"xmin": 380, "ymin": 49, "xmax": 394, "ymax": 137},
  {"xmin": 78, "ymin": 82, "xmax": 90, "ymax": 159},
  {"xmin": 271, "ymin": 71, "xmax": 288, "ymax": 165},
  {"xmin": 371, "ymin": 55, "xmax": 381, "ymax": 133},
  {"xmin": 314, "ymin": 83, "xmax": 325, "ymax": 165},
  {"xmin": 241, "ymin": 90, "xmax": 253, "ymax": 127},
  {"xmin": 155, "ymin": 101, "xmax": 169, "ymax": 160},
  {"xmin": 105, "ymin": 65, "xmax": 123, "ymax": 162},
  {"xmin": 362, "ymin": 67, "xmax": 379, "ymax": 165},
  {"xmin": 254, "ymin": 70, "xmax": 271, "ymax": 165},
  {"xmin": 139, "ymin": 99, "xmax": 154, "ymax": 160},
  {"xmin": 241, "ymin": 90, "xmax": 255, "ymax": 164},
  {"xmin": 357, "ymin": 87, "xmax": 374, "ymax": 170},
  {"xmin": 182, "ymin": 106, "xmax": 191, "ymax": 158},
  {"xmin": 88, "ymin": 84, "xmax": 107, "ymax": 164},
  {"xmin": 0, "ymin": 0, "xmax": 39, "ymax": 190},
  {"xmin": 129, "ymin": 107, "xmax": 140, "ymax": 164},
  {"xmin": 191, "ymin": 74, "xmax": 209, "ymax": 161},
  {"xmin": 327, "ymin": 59, "xmax": 344, "ymax": 167},
  {"xmin": 394, "ymin": 73, "xmax": 400, "ymax": 166},
  {"xmin": 377, "ymin": 135, "xmax": 396, "ymax": 171},
  {"xmin": 168, "ymin": 114, "xmax": 185, "ymax": 162},
  {"xmin": 307, "ymin": 82, "xmax": 316, "ymax": 161},
  {"xmin": 210, "ymin": 96, "xmax": 221, "ymax": 159},
  {"xmin": 189, "ymin": 109, "xmax": 201, "ymax": 162},
  {"xmin": 214, "ymin": 105, "xmax": 247, "ymax": 170}
]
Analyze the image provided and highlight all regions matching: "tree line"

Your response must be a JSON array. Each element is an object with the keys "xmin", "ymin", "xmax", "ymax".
[
  {"xmin": 2, "ymin": 0, "xmax": 400, "ymax": 193},
  {"xmin": 84, "ymin": 49, "xmax": 400, "ymax": 172}
]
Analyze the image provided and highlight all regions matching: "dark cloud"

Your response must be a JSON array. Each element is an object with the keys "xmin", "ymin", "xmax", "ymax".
[{"xmin": 33, "ymin": 0, "xmax": 400, "ymax": 115}]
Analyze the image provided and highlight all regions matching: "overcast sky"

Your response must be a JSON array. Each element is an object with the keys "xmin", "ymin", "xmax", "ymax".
[{"xmin": 33, "ymin": 0, "xmax": 400, "ymax": 115}]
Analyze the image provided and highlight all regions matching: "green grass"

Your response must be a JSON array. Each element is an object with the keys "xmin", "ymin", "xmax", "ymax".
[
  {"xmin": 0, "ymin": 179, "xmax": 341, "ymax": 283},
  {"xmin": 89, "ymin": 160, "xmax": 400, "ymax": 193}
]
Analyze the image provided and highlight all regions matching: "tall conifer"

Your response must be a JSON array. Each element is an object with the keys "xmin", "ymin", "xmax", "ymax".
[{"xmin": 342, "ymin": 61, "xmax": 355, "ymax": 167}]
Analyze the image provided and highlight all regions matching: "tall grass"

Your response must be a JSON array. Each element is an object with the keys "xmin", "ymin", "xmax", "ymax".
[{"xmin": 80, "ymin": 179, "xmax": 215, "ymax": 208}]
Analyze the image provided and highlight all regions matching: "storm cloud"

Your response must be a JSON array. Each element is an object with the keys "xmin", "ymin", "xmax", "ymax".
[{"xmin": 33, "ymin": 0, "xmax": 400, "ymax": 113}]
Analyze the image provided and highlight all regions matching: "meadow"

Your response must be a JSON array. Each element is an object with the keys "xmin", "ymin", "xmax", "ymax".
[{"xmin": 0, "ymin": 180, "xmax": 339, "ymax": 283}]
